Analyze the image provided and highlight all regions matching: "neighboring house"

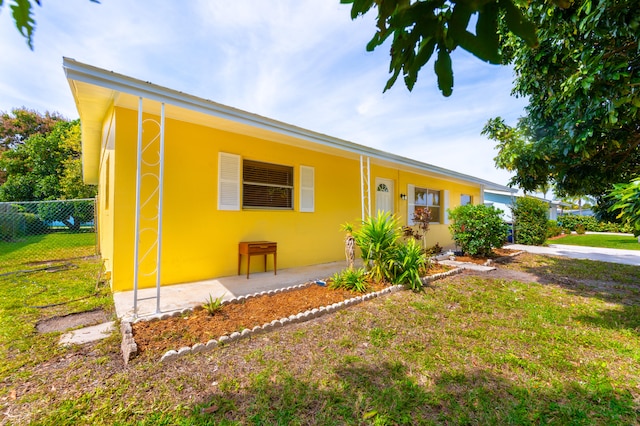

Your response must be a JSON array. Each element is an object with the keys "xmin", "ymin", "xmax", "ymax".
[
  {"xmin": 64, "ymin": 58, "xmax": 512, "ymax": 293},
  {"xmin": 484, "ymin": 189, "xmax": 566, "ymax": 222},
  {"xmin": 483, "ymin": 189, "xmax": 516, "ymax": 222}
]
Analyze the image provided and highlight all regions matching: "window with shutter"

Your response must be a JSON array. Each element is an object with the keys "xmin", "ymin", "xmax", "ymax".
[{"xmin": 242, "ymin": 160, "xmax": 294, "ymax": 209}]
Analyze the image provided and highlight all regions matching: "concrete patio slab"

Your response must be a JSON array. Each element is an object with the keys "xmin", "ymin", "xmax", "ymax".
[{"xmin": 113, "ymin": 261, "xmax": 349, "ymax": 321}]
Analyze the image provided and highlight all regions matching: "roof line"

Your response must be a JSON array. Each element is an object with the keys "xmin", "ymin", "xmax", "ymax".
[{"xmin": 62, "ymin": 57, "xmax": 514, "ymax": 192}]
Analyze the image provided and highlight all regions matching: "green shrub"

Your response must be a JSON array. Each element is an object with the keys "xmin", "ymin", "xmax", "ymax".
[
  {"xmin": 546, "ymin": 220, "xmax": 563, "ymax": 238},
  {"xmin": 448, "ymin": 204, "xmax": 508, "ymax": 256},
  {"xmin": 557, "ymin": 214, "xmax": 597, "ymax": 231},
  {"xmin": 387, "ymin": 237, "xmax": 428, "ymax": 292},
  {"xmin": 22, "ymin": 212, "xmax": 49, "ymax": 235},
  {"xmin": 0, "ymin": 209, "xmax": 26, "ymax": 241},
  {"xmin": 330, "ymin": 267, "xmax": 369, "ymax": 293},
  {"xmin": 575, "ymin": 224, "xmax": 586, "ymax": 235},
  {"xmin": 349, "ymin": 212, "xmax": 429, "ymax": 287},
  {"xmin": 512, "ymin": 197, "xmax": 548, "ymax": 246},
  {"xmin": 353, "ymin": 211, "xmax": 400, "ymax": 282}
]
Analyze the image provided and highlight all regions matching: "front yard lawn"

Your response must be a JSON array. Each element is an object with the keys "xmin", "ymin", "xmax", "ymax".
[
  {"xmin": 0, "ymin": 233, "xmax": 111, "ymax": 389},
  {"xmin": 546, "ymin": 233, "xmax": 640, "ymax": 250},
  {"xmin": 2, "ymin": 253, "xmax": 639, "ymax": 425}
]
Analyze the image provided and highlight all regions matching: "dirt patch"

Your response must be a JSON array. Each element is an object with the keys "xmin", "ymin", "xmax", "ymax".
[
  {"xmin": 36, "ymin": 308, "xmax": 111, "ymax": 333},
  {"xmin": 453, "ymin": 248, "xmax": 521, "ymax": 265},
  {"xmin": 463, "ymin": 266, "xmax": 543, "ymax": 283}
]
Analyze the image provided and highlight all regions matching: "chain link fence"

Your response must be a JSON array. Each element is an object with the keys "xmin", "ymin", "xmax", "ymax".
[{"xmin": 0, "ymin": 198, "xmax": 98, "ymax": 273}]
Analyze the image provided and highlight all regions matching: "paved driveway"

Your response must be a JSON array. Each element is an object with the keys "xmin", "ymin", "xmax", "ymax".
[{"xmin": 507, "ymin": 243, "xmax": 640, "ymax": 266}]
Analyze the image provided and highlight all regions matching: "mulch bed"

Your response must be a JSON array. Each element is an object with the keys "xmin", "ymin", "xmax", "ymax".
[
  {"xmin": 452, "ymin": 247, "xmax": 521, "ymax": 265},
  {"xmin": 132, "ymin": 263, "xmax": 453, "ymax": 356}
]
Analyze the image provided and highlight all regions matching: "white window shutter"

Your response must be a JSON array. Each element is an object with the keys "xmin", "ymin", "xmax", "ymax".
[
  {"xmin": 299, "ymin": 166, "xmax": 314, "ymax": 212},
  {"xmin": 218, "ymin": 152, "xmax": 240, "ymax": 211},
  {"xmin": 443, "ymin": 189, "xmax": 450, "ymax": 224},
  {"xmin": 407, "ymin": 184, "xmax": 415, "ymax": 225}
]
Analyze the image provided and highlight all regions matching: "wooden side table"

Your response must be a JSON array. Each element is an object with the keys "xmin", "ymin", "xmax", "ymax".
[{"xmin": 238, "ymin": 241, "xmax": 277, "ymax": 279}]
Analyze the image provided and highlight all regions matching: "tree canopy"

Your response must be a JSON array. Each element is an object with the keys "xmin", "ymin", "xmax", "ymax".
[
  {"xmin": 0, "ymin": 113, "xmax": 96, "ymax": 202},
  {"xmin": 347, "ymin": 0, "xmax": 638, "ymax": 207},
  {"xmin": 343, "ymin": 0, "xmax": 546, "ymax": 96},
  {"xmin": 484, "ymin": 1, "xmax": 639, "ymax": 199},
  {"xmin": 0, "ymin": 107, "xmax": 65, "ymax": 150}
]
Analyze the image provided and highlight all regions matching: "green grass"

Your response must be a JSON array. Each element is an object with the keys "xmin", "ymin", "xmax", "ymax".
[
  {"xmin": 2, "ymin": 253, "xmax": 640, "ymax": 425},
  {"xmin": 546, "ymin": 233, "xmax": 640, "ymax": 250},
  {"xmin": 0, "ymin": 232, "xmax": 97, "ymax": 272},
  {"xmin": 0, "ymin": 232, "xmax": 111, "ymax": 385}
]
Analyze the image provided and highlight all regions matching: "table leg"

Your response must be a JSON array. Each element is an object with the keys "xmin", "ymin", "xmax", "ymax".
[
  {"xmin": 238, "ymin": 253, "xmax": 241, "ymax": 276},
  {"xmin": 246, "ymin": 254, "xmax": 250, "ymax": 279},
  {"xmin": 274, "ymin": 252, "xmax": 277, "ymax": 275}
]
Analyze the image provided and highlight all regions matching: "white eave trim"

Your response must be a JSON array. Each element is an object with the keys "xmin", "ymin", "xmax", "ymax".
[{"xmin": 63, "ymin": 57, "xmax": 512, "ymax": 192}]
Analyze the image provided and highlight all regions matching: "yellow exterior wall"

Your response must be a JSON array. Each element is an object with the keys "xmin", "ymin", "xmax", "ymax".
[
  {"xmin": 103, "ymin": 106, "xmax": 482, "ymax": 292},
  {"xmin": 368, "ymin": 165, "xmax": 481, "ymax": 250},
  {"xmin": 98, "ymin": 109, "xmax": 116, "ymax": 286}
]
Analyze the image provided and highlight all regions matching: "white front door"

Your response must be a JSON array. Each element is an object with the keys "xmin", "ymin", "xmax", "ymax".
[{"xmin": 375, "ymin": 178, "xmax": 394, "ymax": 215}]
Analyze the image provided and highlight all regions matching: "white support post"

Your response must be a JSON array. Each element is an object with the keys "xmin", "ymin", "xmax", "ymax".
[
  {"xmin": 360, "ymin": 156, "xmax": 371, "ymax": 222},
  {"xmin": 360, "ymin": 156, "xmax": 365, "ymax": 222},
  {"xmin": 154, "ymin": 103, "xmax": 166, "ymax": 314},
  {"xmin": 367, "ymin": 157, "xmax": 371, "ymax": 219},
  {"xmin": 132, "ymin": 97, "xmax": 143, "ymax": 316}
]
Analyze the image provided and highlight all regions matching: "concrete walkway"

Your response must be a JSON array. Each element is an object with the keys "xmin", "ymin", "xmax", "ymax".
[
  {"xmin": 113, "ymin": 261, "xmax": 349, "ymax": 321},
  {"xmin": 507, "ymin": 243, "xmax": 640, "ymax": 266},
  {"xmin": 438, "ymin": 259, "xmax": 496, "ymax": 272}
]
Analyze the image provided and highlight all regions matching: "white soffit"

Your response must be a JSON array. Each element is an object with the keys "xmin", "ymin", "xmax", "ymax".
[{"xmin": 63, "ymin": 57, "xmax": 513, "ymax": 192}]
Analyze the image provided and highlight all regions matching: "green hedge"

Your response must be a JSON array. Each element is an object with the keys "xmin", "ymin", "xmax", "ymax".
[
  {"xmin": 558, "ymin": 214, "xmax": 633, "ymax": 233},
  {"xmin": 547, "ymin": 220, "xmax": 563, "ymax": 238}
]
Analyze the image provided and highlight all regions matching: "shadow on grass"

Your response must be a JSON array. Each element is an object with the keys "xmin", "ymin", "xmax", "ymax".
[
  {"xmin": 137, "ymin": 362, "xmax": 637, "ymax": 425},
  {"xmin": 498, "ymin": 254, "xmax": 640, "ymax": 304},
  {"xmin": 575, "ymin": 304, "xmax": 640, "ymax": 335},
  {"xmin": 0, "ymin": 232, "xmax": 97, "ymax": 274},
  {"xmin": 0, "ymin": 233, "xmax": 46, "ymax": 258}
]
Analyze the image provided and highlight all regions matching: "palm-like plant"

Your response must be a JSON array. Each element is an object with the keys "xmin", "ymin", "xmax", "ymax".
[
  {"xmin": 353, "ymin": 211, "xmax": 400, "ymax": 282},
  {"xmin": 387, "ymin": 237, "xmax": 427, "ymax": 291}
]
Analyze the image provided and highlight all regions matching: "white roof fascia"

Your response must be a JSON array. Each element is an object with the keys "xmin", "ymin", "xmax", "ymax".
[{"xmin": 63, "ymin": 57, "xmax": 512, "ymax": 192}]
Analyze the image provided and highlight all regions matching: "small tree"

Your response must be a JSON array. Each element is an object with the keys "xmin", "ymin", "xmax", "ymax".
[
  {"xmin": 402, "ymin": 207, "xmax": 431, "ymax": 250},
  {"xmin": 511, "ymin": 197, "xmax": 548, "ymax": 245},
  {"xmin": 353, "ymin": 211, "xmax": 400, "ymax": 282},
  {"xmin": 448, "ymin": 204, "xmax": 507, "ymax": 257},
  {"xmin": 0, "ymin": 119, "xmax": 96, "ymax": 202}
]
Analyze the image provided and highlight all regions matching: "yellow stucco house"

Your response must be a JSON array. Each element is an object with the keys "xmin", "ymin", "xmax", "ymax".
[{"xmin": 63, "ymin": 58, "xmax": 511, "ymax": 294}]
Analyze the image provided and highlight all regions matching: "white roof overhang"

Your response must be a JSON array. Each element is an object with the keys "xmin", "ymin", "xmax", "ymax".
[{"xmin": 63, "ymin": 57, "xmax": 513, "ymax": 192}]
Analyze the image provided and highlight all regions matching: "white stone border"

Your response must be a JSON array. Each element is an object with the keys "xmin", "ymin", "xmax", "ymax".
[{"xmin": 119, "ymin": 268, "xmax": 461, "ymax": 363}]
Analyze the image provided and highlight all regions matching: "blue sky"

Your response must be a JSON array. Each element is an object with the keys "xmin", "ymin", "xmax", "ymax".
[{"xmin": 0, "ymin": 0, "xmax": 528, "ymax": 186}]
